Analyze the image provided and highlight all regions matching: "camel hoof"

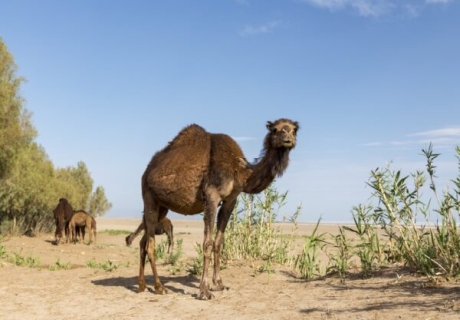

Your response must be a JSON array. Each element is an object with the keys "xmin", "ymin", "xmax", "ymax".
[
  {"xmin": 154, "ymin": 284, "xmax": 168, "ymax": 295},
  {"xmin": 198, "ymin": 290, "xmax": 214, "ymax": 300},
  {"xmin": 211, "ymin": 278, "xmax": 229, "ymax": 292},
  {"xmin": 138, "ymin": 282, "xmax": 146, "ymax": 293},
  {"xmin": 212, "ymin": 284, "xmax": 229, "ymax": 292}
]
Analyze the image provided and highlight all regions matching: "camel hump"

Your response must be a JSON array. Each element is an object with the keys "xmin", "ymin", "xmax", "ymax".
[
  {"xmin": 167, "ymin": 124, "xmax": 208, "ymax": 148},
  {"xmin": 210, "ymin": 133, "xmax": 245, "ymax": 165},
  {"xmin": 53, "ymin": 198, "xmax": 74, "ymax": 219},
  {"xmin": 143, "ymin": 124, "xmax": 212, "ymax": 211}
]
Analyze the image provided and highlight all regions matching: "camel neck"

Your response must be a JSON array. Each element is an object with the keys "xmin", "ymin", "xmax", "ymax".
[{"xmin": 243, "ymin": 147, "xmax": 291, "ymax": 194}]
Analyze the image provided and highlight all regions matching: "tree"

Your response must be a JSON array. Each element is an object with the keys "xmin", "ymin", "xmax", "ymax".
[
  {"xmin": 55, "ymin": 161, "xmax": 93, "ymax": 210},
  {"xmin": 0, "ymin": 37, "xmax": 36, "ymax": 180},
  {"xmin": 54, "ymin": 162, "xmax": 111, "ymax": 215},
  {"xmin": 0, "ymin": 143, "xmax": 57, "ymax": 235},
  {"xmin": 0, "ymin": 38, "xmax": 113, "ymax": 236},
  {"xmin": 88, "ymin": 186, "xmax": 112, "ymax": 217}
]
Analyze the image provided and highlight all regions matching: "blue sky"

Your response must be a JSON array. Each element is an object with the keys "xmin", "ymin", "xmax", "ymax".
[{"xmin": 1, "ymin": 0, "xmax": 459, "ymax": 223}]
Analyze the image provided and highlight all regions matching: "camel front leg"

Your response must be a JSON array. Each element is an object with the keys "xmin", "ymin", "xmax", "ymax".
[
  {"xmin": 146, "ymin": 234, "xmax": 166, "ymax": 294},
  {"xmin": 138, "ymin": 233, "xmax": 147, "ymax": 292},
  {"xmin": 212, "ymin": 199, "xmax": 236, "ymax": 291},
  {"xmin": 198, "ymin": 196, "xmax": 219, "ymax": 300}
]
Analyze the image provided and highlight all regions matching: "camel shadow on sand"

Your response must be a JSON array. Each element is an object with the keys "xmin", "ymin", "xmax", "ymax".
[
  {"xmin": 44, "ymin": 239, "xmax": 58, "ymax": 246},
  {"xmin": 91, "ymin": 274, "xmax": 200, "ymax": 295}
]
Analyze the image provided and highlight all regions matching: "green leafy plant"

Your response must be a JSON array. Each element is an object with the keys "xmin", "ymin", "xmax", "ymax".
[
  {"xmin": 0, "ymin": 244, "xmax": 7, "ymax": 259},
  {"xmin": 86, "ymin": 258, "xmax": 120, "ymax": 271},
  {"xmin": 294, "ymin": 218, "xmax": 326, "ymax": 280},
  {"xmin": 351, "ymin": 144, "xmax": 460, "ymax": 278},
  {"xmin": 49, "ymin": 258, "xmax": 70, "ymax": 271},
  {"xmin": 326, "ymin": 226, "xmax": 352, "ymax": 282},
  {"xmin": 165, "ymin": 238, "xmax": 183, "ymax": 266},
  {"xmin": 223, "ymin": 185, "xmax": 301, "ymax": 270},
  {"xmin": 188, "ymin": 242, "xmax": 204, "ymax": 276},
  {"xmin": 86, "ymin": 258, "xmax": 97, "ymax": 268},
  {"xmin": 8, "ymin": 250, "xmax": 41, "ymax": 268}
]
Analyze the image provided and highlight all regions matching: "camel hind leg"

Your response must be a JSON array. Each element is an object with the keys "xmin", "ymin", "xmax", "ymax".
[
  {"xmin": 92, "ymin": 224, "xmax": 97, "ymax": 244},
  {"xmin": 141, "ymin": 186, "xmax": 167, "ymax": 295},
  {"xmin": 84, "ymin": 216, "xmax": 93, "ymax": 244}
]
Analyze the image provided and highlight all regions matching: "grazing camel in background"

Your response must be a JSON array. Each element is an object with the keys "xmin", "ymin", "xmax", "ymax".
[
  {"xmin": 77, "ymin": 215, "xmax": 97, "ymax": 243},
  {"xmin": 68, "ymin": 210, "xmax": 97, "ymax": 244},
  {"xmin": 125, "ymin": 217, "xmax": 174, "ymax": 253},
  {"xmin": 52, "ymin": 198, "xmax": 74, "ymax": 244},
  {"xmin": 138, "ymin": 118, "xmax": 298, "ymax": 300}
]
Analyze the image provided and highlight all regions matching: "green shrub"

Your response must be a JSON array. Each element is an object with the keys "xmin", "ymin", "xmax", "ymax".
[
  {"xmin": 49, "ymin": 258, "xmax": 70, "ymax": 271},
  {"xmin": 351, "ymin": 144, "xmax": 460, "ymax": 278}
]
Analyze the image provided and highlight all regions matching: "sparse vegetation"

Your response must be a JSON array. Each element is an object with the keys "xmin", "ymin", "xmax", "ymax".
[
  {"xmin": 165, "ymin": 238, "xmax": 183, "ymax": 265},
  {"xmin": 8, "ymin": 250, "xmax": 41, "ymax": 268},
  {"xmin": 49, "ymin": 258, "xmax": 71, "ymax": 271},
  {"xmin": 355, "ymin": 144, "xmax": 460, "ymax": 278},
  {"xmin": 86, "ymin": 258, "xmax": 127, "ymax": 271},
  {"xmin": 294, "ymin": 219, "xmax": 326, "ymax": 280},
  {"xmin": 188, "ymin": 242, "xmax": 204, "ymax": 276},
  {"xmin": 222, "ymin": 186, "xmax": 301, "ymax": 270},
  {"xmin": 185, "ymin": 145, "xmax": 460, "ymax": 282},
  {"xmin": 100, "ymin": 229, "xmax": 132, "ymax": 236},
  {"xmin": 0, "ymin": 244, "xmax": 7, "ymax": 259}
]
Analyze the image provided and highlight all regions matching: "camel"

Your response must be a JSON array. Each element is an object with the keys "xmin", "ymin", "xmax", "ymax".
[
  {"xmin": 76, "ymin": 215, "xmax": 97, "ymax": 243},
  {"xmin": 125, "ymin": 217, "xmax": 174, "ymax": 253},
  {"xmin": 138, "ymin": 118, "xmax": 298, "ymax": 300},
  {"xmin": 52, "ymin": 198, "xmax": 74, "ymax": 244},
  {"xmin": 68, "ymin": 210, "xmax": 97, "ymax": 244}
]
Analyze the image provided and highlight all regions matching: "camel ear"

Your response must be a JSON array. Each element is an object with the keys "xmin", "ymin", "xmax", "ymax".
[
  {"xmin": 293, "ymin": 121, "xmax": 300, "ymax": 132},
  {"xmin": 266, "ymin": 121, "xmax": 274, "ymax": 131}
]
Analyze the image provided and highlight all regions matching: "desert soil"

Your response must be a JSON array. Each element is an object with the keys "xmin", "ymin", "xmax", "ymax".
[{"xmin": 1, "ymin": 218, "xmax": 460, "ymax": 320}]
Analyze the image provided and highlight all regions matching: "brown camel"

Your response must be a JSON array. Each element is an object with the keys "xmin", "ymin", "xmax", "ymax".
[
  {"xmin": 68, "ymin": 210, "xmax": 97, "ymax": 244},
  {"xmin": 53, "ymin": 198, "xmax": 74, "ymax": 244},
  {"xmin": 76, "ymin": 215, "xmax": 97, "ymax": 244},
  {"xmin": 125, "ymin": 217, "xmax": 174, "ymax": 253},
  {"xmin": 138, "ymin": 118, "xmax": 298, "ymax": 300}
]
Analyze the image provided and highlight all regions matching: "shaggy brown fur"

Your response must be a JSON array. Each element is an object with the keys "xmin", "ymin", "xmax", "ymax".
[
  {"xmin": 138, "ymin": 119, "xmax": 298, "ymax": 300},
  {"xmin": 68, "ymin": 211, "xmax": 97, "ymax": 244},
  {"xmin": 125, "ymin": 217, "xmax": 174, "ymax": 253},
  {"xmin": 52, "ymin": 198, "xmax": 74, "ymax": 244}
]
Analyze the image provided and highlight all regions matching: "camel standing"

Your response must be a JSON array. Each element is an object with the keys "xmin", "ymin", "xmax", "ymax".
[
  {"xmin": 52, "ymin": 198, "xmax": 74, "ymax": 244},
  {"xmin": 68, "ymin": 210, "xmax": 97, "ymax": 244},
  {"xmin": 138, "ymin": 118, "xmax": 298, "ymax": 300},
  {"xmin": 125, "ymin": 217, "xmax": 174, "ymax": 253}
]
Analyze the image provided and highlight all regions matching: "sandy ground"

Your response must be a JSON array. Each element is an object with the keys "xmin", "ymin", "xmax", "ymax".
[{"xmin": 1, "ymin": 217, "xmax": 460, "ymax": 320}]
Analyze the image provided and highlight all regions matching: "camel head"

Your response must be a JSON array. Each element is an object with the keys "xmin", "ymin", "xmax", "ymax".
[
  {"xmin": 265, "ymin": 118, "xmax": 299, "ymax": 150},
  {"xmin": 243, "ymin": 118, "xmax": 299, "ymax": 194}
]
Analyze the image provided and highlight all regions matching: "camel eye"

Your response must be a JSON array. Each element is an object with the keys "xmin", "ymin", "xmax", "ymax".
[{"xmin": 272, "ymin": 128, "xmax": 278, "ymax": 134}]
